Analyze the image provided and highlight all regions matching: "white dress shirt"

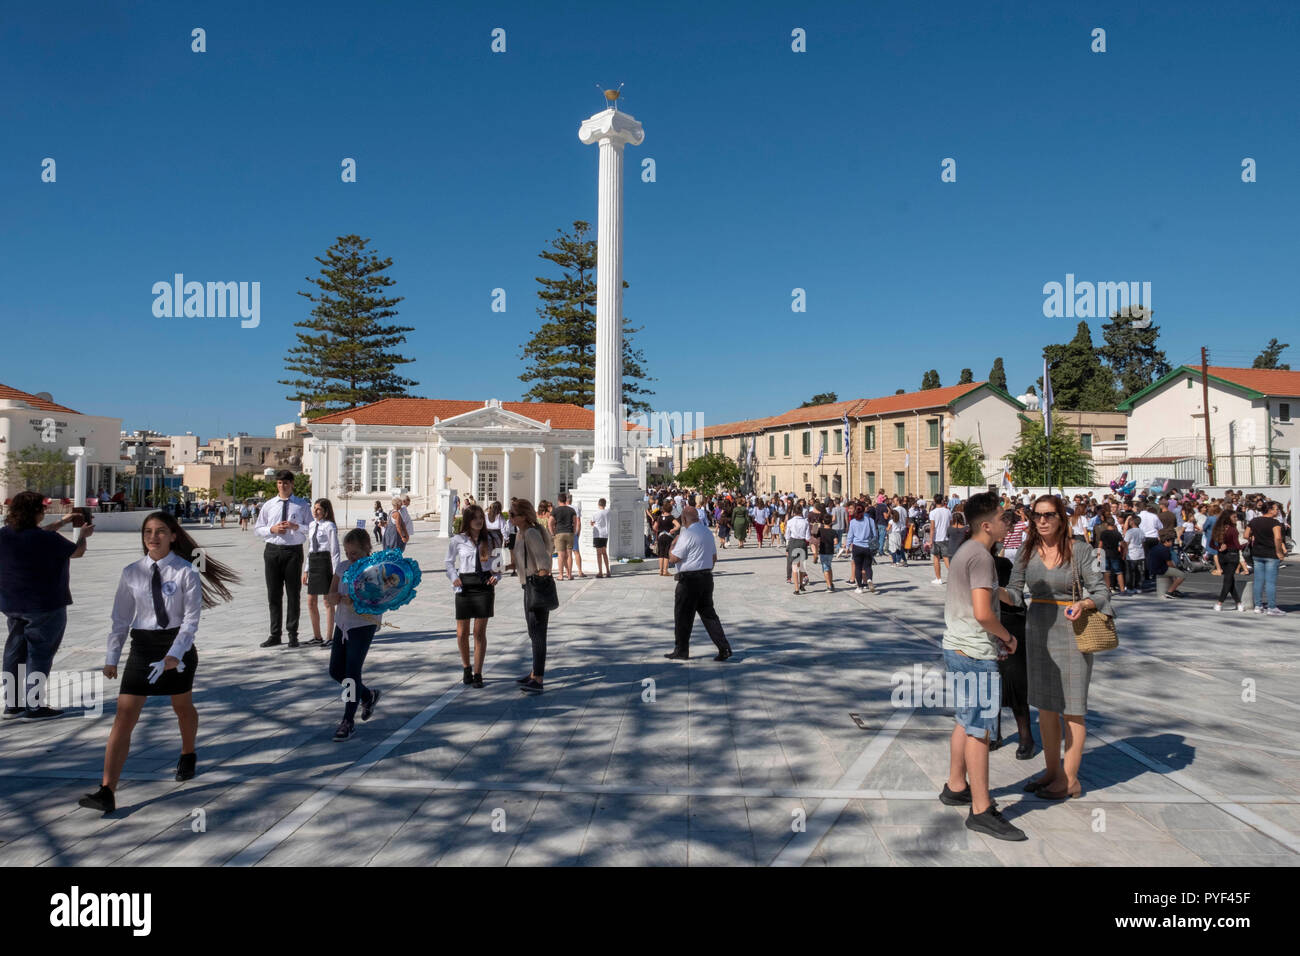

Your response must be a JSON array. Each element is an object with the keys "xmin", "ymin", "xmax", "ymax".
[
  {"xmin": 445, "ymin": 533, "xmax": 503, "ymax": 591},
  {"xmin": 592, "ymin": 509, "xmax": 610, "ymax": 537},
  {"xmin": 786, "ymin": 515, "xmax": 810, "ymax": 540},
  {"xmin": 254, "ymin": 494, "xmax": 312, "ymax": 545},
  {"xmin": 307, "ymin": 519, "xmax": 342, "ymax": 571},
  {"xmin": 670, "ymin": 521, "xmax": 717, "ymax": 572},
  {"xmin": 334, "ymin": 558, "xmax": 381, "ymax": 634},
  {"xmin": 107, "ymin": 552, "xmax": 202, "ymax": 666}
]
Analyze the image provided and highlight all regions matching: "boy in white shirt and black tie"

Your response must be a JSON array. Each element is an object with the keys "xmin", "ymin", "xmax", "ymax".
[{"xmin": 254, "ymin": 470, "xmax": 312, "ymax": 648}]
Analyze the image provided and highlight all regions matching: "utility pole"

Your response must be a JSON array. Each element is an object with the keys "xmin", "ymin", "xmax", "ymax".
[{"xmin": 1201, "ymin": 346, "xmax": 1216, "ymax": 486}]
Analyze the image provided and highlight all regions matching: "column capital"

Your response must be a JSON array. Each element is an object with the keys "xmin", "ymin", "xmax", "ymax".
[{"xmin": 579, "ymin": 108, "xmax": 644, "ymax": 148}]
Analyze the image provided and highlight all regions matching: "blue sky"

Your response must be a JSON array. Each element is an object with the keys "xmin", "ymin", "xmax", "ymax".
[{"xmin": 3, "ymin": 0, "xmax": 1297, "ymax": 439}]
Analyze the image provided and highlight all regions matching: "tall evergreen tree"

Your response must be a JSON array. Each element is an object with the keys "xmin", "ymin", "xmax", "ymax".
[
  {"xmin": 281, "ymin": 235, "xmax": 415, "ymax": 417},
  {"xmin": 519, "ymin": 220, "xmax": 655, "ymax": 413},
  {"xmin": 1040, "ymin": 321, "xmax": 1118, "ymax": 410},
  {"xmin": 921, "ymin": 370, "xmax": 941, "ymax": 390},
  {"xmin": 1007, "ymin": 415, "xmax": 1096, "ymax": 486},
  {"xmin": 1252, "ymin": 338, "xmax": 1291, "ymax": 370},
  {"xmin": 988, "ymin": 357, "xmax": 1007, "ymax": 392},
  {"xmin": 958, "ymin": 368, "xmax": 974, "ymax": 385},
  {"xmin": 1099, "ymin": 309, "xmax": 1169, "ymax": 402}
]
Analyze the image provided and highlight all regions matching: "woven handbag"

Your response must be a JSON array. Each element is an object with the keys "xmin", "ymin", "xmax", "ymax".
[{"xmin": 1070, "ymin": 550, "xmax": 1118, "ymax": 654}]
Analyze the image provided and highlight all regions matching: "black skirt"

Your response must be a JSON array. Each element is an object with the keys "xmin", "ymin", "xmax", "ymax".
[
  {"xmin": 120, "ymin": 628, "xmax": 198, "ymax": 697},
  {"xmin": 657, "ymin": 533, "xmax": 673, "ymax": 559},
  {"xmin": 455, "ymin": 573, "xmax": 495, "ymax": 620},
  {"xmin": 306, "ymin": 551, "xmax": 334, "ymax": 595}
]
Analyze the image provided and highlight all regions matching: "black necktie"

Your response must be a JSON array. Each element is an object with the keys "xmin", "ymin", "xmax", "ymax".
[
  {"xmin": 281, "ymin": 499, "xmax": 289, "ymax": 524},
  {"xmin": 152, "ymin": 563, "xmax": 170, "ymax": 628}
]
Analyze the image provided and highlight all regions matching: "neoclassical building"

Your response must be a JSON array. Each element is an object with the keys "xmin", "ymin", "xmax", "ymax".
[{"xmin": 304, "ymin": 398, "xmax": 646, "ymax": 532}]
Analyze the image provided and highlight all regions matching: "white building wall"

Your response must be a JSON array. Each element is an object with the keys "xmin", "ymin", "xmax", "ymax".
[{"xmin": 949, "ymin": 389, "xmax": 1023, "ymax": 477}]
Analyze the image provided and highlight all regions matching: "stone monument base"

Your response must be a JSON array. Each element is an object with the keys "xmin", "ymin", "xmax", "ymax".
[{"xmin": 573, "ymin": 471, "xmax": 644, "ymax": 565}]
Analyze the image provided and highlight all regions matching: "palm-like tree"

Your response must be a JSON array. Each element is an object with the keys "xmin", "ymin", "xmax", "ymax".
[{"xmin": 945, "ymin": 438, "xmax": 985, "ymax": 496}]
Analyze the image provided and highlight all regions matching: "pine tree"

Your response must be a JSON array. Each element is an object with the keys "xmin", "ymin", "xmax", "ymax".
[
  {"xmin": 921, "ymin": 370, "xmax": 941, "ymax": 390},
  {"xmin": 988, "ymin": 357, "xmax": 1007, "ymax": 392},
  {"xmin": 519, "ymin": 221, "xmax": 655, "ymax": 413},
  {"xmin": 800, "ymin": 392, "xmax": 839, "ymax": 408},
  {"xmin": 1040, "ymin": 322, "xmax": 1118, "ymax": 410},
  {"xmin": 1099, "ymin": 309, "xmax": 1170, "ymax": 402},
  {"xmin": 958, "ymin": 368, "xmax": 974, "ymax": 385},
  {"xmin": 281, "ymin": 235, "xmax": 415, "ymax": 417},
  {"xmin": 1252, "ymin": 338, "xmax": 1291, "ymax": 370}
]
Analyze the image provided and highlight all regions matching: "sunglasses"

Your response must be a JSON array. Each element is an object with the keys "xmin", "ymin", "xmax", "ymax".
[{"xmin": 1032, "ymin": 512, "xmax": 1058, "ymax": 521}]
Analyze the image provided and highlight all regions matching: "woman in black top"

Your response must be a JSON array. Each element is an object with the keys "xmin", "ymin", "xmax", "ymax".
[
  {"xmin": 654, "ymin": 510, "xmax": 678, "ymax": 576},
  {"xmin": 991, "ymin": 519, "xmax": 1033, "ymax": 760},
  {"xmin": 1211, "ymin": 507, "xmax": 1249, "ymax": 611}
]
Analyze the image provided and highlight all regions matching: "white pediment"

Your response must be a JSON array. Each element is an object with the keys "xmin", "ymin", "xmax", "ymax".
[{"xmin": 436, "ymin": 404, "xmax": 550, "ymax": 432}]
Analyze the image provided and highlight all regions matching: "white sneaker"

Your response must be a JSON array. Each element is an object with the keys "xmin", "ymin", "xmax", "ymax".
[
  {"xmin": 1213, "ymin": 602, "xmax": 1222, "ymax": 611},
  {"xmin": 1254, "ymin": 606, "xmax": 1264, "ymax": 614},
  {"xmin": 1236, "ymin": 603, "xmax": 1245, "ymax": 612},
  {"xmin": 931, "ymin": 579, "xmax": 944, "ymax": 586},
  {"xmin": 1267, "ymin": 607, "xmax": 1287, "ymax": 616},
  {"xmin": 855, "ymin": 586, "xmax": 864, "ymax": 593}
]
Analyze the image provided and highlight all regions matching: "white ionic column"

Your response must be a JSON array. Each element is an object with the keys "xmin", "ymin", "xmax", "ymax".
[
  {"xmin": 435, "ymin": 446, "xmax": 447, "ymax": 489},
  {"xmin": 471, "ymin": 447, "xmax": 481, "ymax": 499},
  {"xmin": 579, "ymin": 107, "xmax": 644, "ymax": 475},
  {"xmin": 574, "ymin": 104, "xmax": 647, "ymax": 563},
  {"xmin": 533, "ymin": 449, "xmax": 542, "ymax": 503},
  {"xmin": 387, "ymin": 447, "xmax": 396, "ymax": 493},
  {"xmin": 502, "ymin": 447, "xmax": 513, "ymax": 504},
  {"xmin": 361, "ymin": 446, "xmax": 372, "ymax": 494}
]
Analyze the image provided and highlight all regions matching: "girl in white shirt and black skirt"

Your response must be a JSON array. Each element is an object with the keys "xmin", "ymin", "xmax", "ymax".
[
  {"xmin": 324, "ymin": 528, "xmax": 384, "ymax": 742},
  {"xmin": 78, "ymin": 511, "xmax": 238, "ymax": 814},
  {"xmin": 446, "ymin": 504, "xmax": 502, "ymax": 687},
  {"xmin": 302, "ymin": 498, "xmax": 342, "ymax": 646}
]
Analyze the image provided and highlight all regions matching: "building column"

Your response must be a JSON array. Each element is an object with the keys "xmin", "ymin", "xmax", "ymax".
[
  {"xmin": 533, "ymin": 448, "xmax": 543, "ymax": 503},
  {"xmin": 361, "ymin": 446, "xmax": 372, "ymax": 494},
  {"xmin": 387, "ymin": 447, "xmax": 396, "ymax": 493},
  {"xmin": 471, "ymin": 447, "xmax": 480, "ymax": 499},
  {"xmin": 502, "ymin": 447, "xmax": 513, "ymax": 504},
  {"xmin": 435, "ymin": 446, "xmax": 447, "ymax": 494}
]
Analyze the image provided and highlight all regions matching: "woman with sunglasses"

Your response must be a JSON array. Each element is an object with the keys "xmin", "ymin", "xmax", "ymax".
[
  {"xmin": 1000, "ymin": 495, "xmax": 1112, "ymax": 800},
  {"xmin": 445, "ymin": 504, "xmax": 502, "ymax": 687}
]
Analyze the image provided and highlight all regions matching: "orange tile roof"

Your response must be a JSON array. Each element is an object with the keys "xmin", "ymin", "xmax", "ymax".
[
  {"xmin": 1205, "ymin": 366, "xmax": 1300, "ymax": 397},
  {"xmin": 765, "ymin": 398, "xmax": 873, "ymax": 428},
  {"xmin": 0, "ymin": 384, "xmax": 80, "ymax": 415},
  {"xmin": 682, "ymin": 416, "xmax": 776, "ymax": 440},
  {"xmin": 310, "ymin": 398, "xmax": 641, "ymax": 431}
]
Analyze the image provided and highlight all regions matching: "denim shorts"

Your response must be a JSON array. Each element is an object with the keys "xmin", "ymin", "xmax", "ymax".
[
  {"xmin": 819, "ymin": 554, "xmax": 833, "ymax": 572},
  {"xmin": 942, "ymin": 648, "xmax": 1001, "ymax": 738},
  {"xmin": 1104, "ymin": 556, "xmax": 1124, "ymax": 574}
]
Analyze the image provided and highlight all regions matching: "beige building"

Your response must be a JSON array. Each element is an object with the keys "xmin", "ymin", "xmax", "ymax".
[
  {"xmin": 1, "ymin": 384, "xmax": 122, "ymax": 502},
  {"xmin": 677, "ymin": 382, "xmax": 1025, "ymax": 498}
]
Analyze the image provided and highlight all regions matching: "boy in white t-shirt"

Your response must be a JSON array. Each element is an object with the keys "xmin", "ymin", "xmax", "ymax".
[{"xmin": 590, "ymin": 498, "xmax": 611, "ymax": 578}]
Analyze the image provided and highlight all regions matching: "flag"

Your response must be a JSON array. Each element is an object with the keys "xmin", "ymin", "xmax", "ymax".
[
  {"xmin": 815, "ymin": 443, "xmax": 824, "ymax": 467},
  {"xmin": 1001, "ymin": 466, "xmax": 1013, "ymax": 489},
  {"xmin": 841, "ymin": 413, "xmax": 850, "ymax": 459},
  {"xmin": 1042, "ymin": 358, "xmax": 1054, "ymax": 439}
]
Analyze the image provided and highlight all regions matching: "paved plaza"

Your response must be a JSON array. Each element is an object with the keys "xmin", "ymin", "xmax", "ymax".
[{"xmin": 1, "ymin": 524, "xmax": 1298, "ymax": 867}]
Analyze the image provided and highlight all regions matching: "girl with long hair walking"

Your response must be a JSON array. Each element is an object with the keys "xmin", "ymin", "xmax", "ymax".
[
  {"xmin": 78, "ymin": 512, "xmax": 238, "ymax": 813},
  {"xmin": 303, "ymin": 498, "xmax": 341, "ymax": 647}
]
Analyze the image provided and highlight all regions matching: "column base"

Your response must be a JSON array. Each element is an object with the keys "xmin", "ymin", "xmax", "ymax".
[
  {"xmin": 573, "ymin": 471, "xmax": 644, "ymax": 564},
  {"xmin": 436, "ymin": 487, "xmax": 459, "ymax": 537}
]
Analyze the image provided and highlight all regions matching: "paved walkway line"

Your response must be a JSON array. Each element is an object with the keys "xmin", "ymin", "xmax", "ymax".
[{"xmin": 769, "ymin": 707, "xmax": 914, "ymax": 867}]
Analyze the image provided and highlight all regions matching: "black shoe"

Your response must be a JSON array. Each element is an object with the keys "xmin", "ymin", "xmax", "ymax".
[
  {"xmin": 332, "ymin": 719, "xmax": 355, "ymax": 742},
  {"xmin": 939, "ymin": 783, "xmax": 972, "ymax": 806},
  {"xmin": 304, "ymin": 637, "xmax": 324, "ymax": 646},
  {"xmin": 320, "ymin": 637, "xmax": 333, "ymax": 649},
  {"xmin": 287, "ymin": 637, "xmax": 301, "ymax": 648},
  {"xmin": 519, "ymin": 678, "xmax": 544, "ymax": 694},
  {"xmin": 664, "ymin": 651, "xmax": 690, "ymax": 661},
  {"xmin": 1015, "ymin": 740, "xmax": 1035, "ymax": 760},
  {"xmin": 21, "ymin": 707, "xmax": 64, "ymax": 721},
  {"xmin": 714, "ymin": 648, "xmax": 733, "ymax": 662},
  {"xmin": 989, "ymin": 735, "xmax": 1005, "ymax": 752},
  {"xmin": 361, "ymin": 688, "xmax": 380, "ymax": 721},
  {"xmin": 1, "ymin": 706, "xmax": 22, "ymax": 719},
  {"xmin": 966, "ymin": 806, "xmax": 1027, "ymax": 841},
  {"xmin": 516, "ymin": 674, "xmax": 534, "ymax": 684},
  {"xmin": 260, "ymin": 637, "xmax": 283, "ymax": 648},
  {"xmin": 175, "ymin": 752, "xmax": 197, "ymax": 781},
  {"xmin": 472, "ymin": 673, "xmax": 484, "ymax": 688},
  {"xmin": 78, "ymin": 785, "xmax": 115, "ymax": 813},
  {"xmin": 463, "ymin": 666, "xmax": 474, "ymax": 685}
]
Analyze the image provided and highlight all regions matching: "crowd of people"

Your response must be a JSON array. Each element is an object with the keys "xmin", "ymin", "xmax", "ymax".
[{"xmin": 1, "ymin": 469, "xmax": 1291, "ymax": 835}]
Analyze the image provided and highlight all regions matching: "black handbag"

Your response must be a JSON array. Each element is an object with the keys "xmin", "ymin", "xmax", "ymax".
[{"xmin": 525, "ymin": 573, "xmax": 559, "ymax": 611}]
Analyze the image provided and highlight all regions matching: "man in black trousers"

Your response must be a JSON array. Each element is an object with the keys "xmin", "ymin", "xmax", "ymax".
[
  {"xmin": 665, "ymin": 506, "xmax": 732, "ymax": 662},
  {"xmin": 254, "ymin": 470, "xmax": 311, "ymax": 648}
]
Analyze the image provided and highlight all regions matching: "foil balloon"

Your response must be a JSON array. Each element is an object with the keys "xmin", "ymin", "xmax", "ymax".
[{"xmin": 342, "ymin": 549, "xmax": 422, "ymax": 615}]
